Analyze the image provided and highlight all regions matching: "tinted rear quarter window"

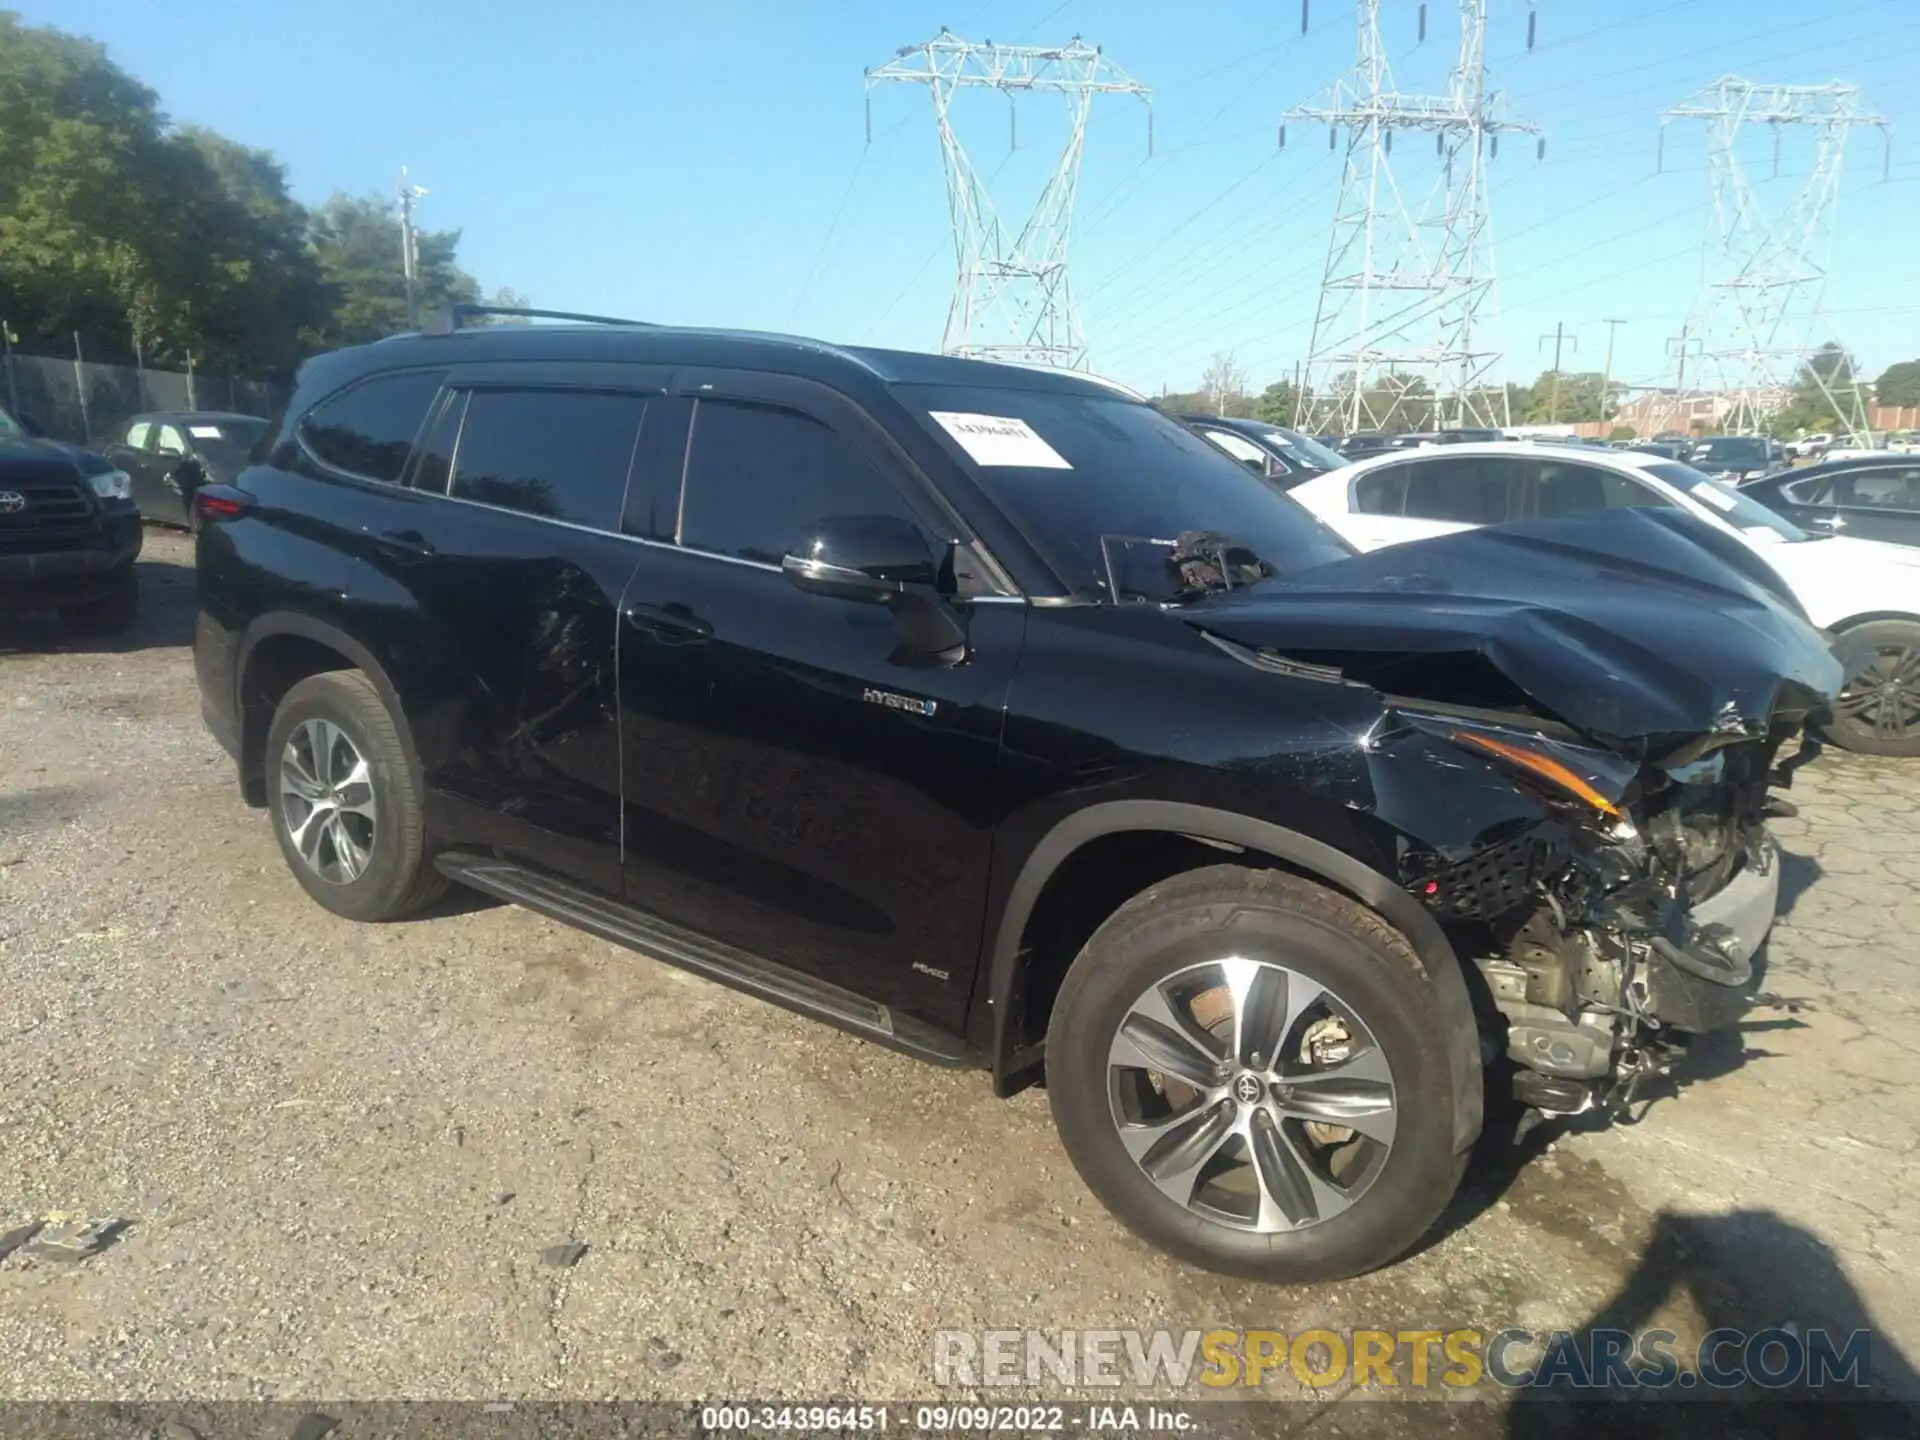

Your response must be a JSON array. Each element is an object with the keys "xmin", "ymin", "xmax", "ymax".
[
  {"xmin": 1353, "ymin": 464, "xmax": 1409, "ymax": 514},
  {"xmin": 298, "ymin": 370, "xmax": 445, "ymax": 483},
  {"xmin": 679, "ymin": 399, "xmax": 923, "ymax": 566},
  {"xmin": 448, "ymin": 388, "xmax": 646, "ymax": 530},
  {"xmin": 1530, "ymin": 461, "xmax": 1673, "ymax": 518},
  {"xmin": 1782, "ymin": 475, "xmax": 1835, "ymax": 506}
]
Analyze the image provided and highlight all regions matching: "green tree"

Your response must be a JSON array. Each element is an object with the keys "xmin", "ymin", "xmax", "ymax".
[
  {"xmin": 1254, "ymin": 379, "xmax": 1301, "ymax": 425},
  {"xmin": 1873, "ymin": 359, "xmax": 1920, "ymax": 410},
  {"xmin": 0, "ymin": 13, "xmax": 506, "ymax": 375},
  {"xmin": 165, "ymin": 129, "xmax": 327, "ymax": 374},
  {"xmin": 0, "ymin": 13, "xmax": 171, "ymax": 361},
  {"xmin": 1522, "ymin": 370, "xmax": 1617, "ymax": 424},
  {"xmin": 1768, "ymin": 341, "xmax": 1862, "ymax": 438},
  {"xmin": 303, "ymin": 193, "xmax": 481, "ymax": 349}
]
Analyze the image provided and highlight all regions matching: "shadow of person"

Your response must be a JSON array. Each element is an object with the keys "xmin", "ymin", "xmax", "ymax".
[
  {"xmin": 1774, "ymin": 847, "xmax": 1823, "ymax": 920},
  {"xmin": 1506, "ymin": 1208, "xmax": 1920, "ymax": 1438}
]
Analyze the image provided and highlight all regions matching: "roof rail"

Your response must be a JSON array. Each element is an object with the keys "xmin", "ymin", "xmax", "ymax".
[{"xmin": 420, "ymin": 304, "xmax": 651, "ymax": 335}]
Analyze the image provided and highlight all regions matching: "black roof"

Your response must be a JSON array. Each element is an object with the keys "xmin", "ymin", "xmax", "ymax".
[
  {"xmin": 1174, "ymin": 413, "xmax": 1295, "ymax": 434},
  {"xmin": 321, "ymin": 323, "xmax": 1130, "ymax": 402},
  {"xmin": 1785, "ymin": 453, "xmax": 1911, "ymax": 473}
]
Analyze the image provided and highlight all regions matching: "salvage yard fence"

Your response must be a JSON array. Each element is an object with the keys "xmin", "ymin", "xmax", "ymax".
[{"xmin": 1, "ymin": 348, "xmax": 287, "ymax": 448}]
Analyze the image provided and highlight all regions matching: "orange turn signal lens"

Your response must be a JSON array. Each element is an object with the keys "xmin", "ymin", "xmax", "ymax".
[{"xmin": 1448, "ymin": 730, "xmax": 1624, "ymax": 821}]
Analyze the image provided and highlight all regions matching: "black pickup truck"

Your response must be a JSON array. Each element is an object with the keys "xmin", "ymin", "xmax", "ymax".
[{"xmin": 0, "ymin": 405, "xmax": 142, "ymax": 636}]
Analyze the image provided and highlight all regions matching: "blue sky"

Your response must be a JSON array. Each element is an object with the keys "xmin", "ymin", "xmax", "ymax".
[{"xmin": 28, "ymin": 0, "xmax": 1920, "ymax": 395}]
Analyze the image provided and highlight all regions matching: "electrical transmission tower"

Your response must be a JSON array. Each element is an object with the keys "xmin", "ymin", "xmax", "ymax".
[
  {"xmin": 1288, "ymin": 1, "xmax": 1539, "ymax": 434},
  {"xmin": 866, "ymin": 28, "xmax": 1150, "ymax": 370},
  {"xmin": 1662, "ymin": 78, "xmax": 1890, "ymax": 440}
]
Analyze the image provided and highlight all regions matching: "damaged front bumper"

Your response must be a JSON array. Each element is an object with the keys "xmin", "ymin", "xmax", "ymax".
[
  {"xmin": 1636, "ymin": 833, "xmax": 1779, "ymax": 1034},
  {"xmin": 1367, "ymin": 710, "xmax": 1816, "ymax": 1120}
]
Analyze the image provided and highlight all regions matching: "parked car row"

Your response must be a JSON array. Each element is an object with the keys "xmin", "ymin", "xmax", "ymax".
[
  {"xmin": 0, "ymin": 401, "xmax": 145, "ymax": 635},
  {"xmin": 0, "ymin": 405, "xmax": 271, "ymax": 635},
  {"xmin": 1286, "ymin": 441, "xmax": 1920, "ymax": 755}
]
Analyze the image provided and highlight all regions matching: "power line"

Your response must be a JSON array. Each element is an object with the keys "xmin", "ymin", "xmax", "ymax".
[
  {"xmin": 1079, "ymin": 153, "xmax": 1281, "ymax": 305},
  {"xmin": 790, "ymin": 120, "xmax": 905, "ymax": 326},
  {"xmin": 1017, "ymin": 1, "xmax": 1076, "ymax": 41}
]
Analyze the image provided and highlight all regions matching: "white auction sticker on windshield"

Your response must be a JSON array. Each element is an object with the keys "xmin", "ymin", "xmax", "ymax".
[
  {"xmin": 189, "ymin": 425, "xmax": 224, "ymax": 438},
  {"xmin": 928, "ymin": 411, "xmax": 1072, "ymax": 469},
  {"xmin": 1694, "ymin": 483, "xmax": 1738, "ymax": 511}
]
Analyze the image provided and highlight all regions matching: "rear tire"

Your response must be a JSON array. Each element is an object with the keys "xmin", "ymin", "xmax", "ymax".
[
  {"xmin": 1046, "ymin": 865, "xmax": 1466, "ymax": 1283},
  {"xmin": 59, "ymin": 571, "xmax": 139, "ymax": 638},
  {"xmin": 1825, "ymin": 620, "xmax": 1920, "ymax": 758},
  {"xmin": 265, "ymin": 670, "xmax": 448, "ymax": 921}
]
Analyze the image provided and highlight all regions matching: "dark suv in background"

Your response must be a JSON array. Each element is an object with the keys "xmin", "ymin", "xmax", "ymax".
[
  {"xmin": 194, "ymin": 309, "xmax": 1837, "ymax": 1282},
  {"xmin": 0, "ymin": 401, "xmax": 142, "ymax": 636}
]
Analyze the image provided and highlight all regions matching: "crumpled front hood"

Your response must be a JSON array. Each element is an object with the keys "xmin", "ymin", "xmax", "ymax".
[{"xmin": 1188, "ymin": 507, "xmax": 1843, "ymax": 756}]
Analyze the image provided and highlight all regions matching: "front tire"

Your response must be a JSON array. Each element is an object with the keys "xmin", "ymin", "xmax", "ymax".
[
  {"xmin": 265, "ymin": 671, "xmax": 447, "ymax": 921},
  {"xmin": 1826, "ymin": 620, "xmax": 1920, "ymax": 757},
  {"xmin": 59, "ymin": 571, "xmax": 139, "ymax": 638},
  {"xmin": 1046, "ymin": 866, "xmax": 1466, "ymax": 1283}
]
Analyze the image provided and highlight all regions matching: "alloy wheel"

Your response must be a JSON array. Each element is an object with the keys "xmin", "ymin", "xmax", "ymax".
[
  {"xmin": 1836, "ymin": 645, "xmax": 1920, "ymax": 741},
  {"xmin": 1106, "ymin": 957, "xmax": 1397, "ymax": 1234},
  {"xmin": 278, "ymin": 717, "xmax": 377, "ymax": 885}
]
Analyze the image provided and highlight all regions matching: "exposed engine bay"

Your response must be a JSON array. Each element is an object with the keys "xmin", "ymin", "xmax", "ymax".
[{"xmin": 1396, "ymin": 711, "xmax": 1819, "ymax": 1119}]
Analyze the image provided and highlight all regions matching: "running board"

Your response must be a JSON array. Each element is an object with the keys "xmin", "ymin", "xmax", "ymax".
[{"xmin": 434, "ymin": 852, "xmax": 979, "ymax": 1069}]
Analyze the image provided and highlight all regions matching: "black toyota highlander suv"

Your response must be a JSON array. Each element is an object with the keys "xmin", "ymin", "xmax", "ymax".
[
  {"xmin": 0, "ymin": 403, "xmax": 142, "ymax": 636},
  {"xmin": 194, "ymin": 308, "xmax": 1840, "ymax": 1282}
]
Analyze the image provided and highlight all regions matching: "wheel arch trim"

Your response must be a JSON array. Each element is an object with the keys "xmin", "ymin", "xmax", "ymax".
[
  {"xmin": 982, "ymin": 800, "xmax": 1484, "ymax": 1154},
  {"xmin": 1827, "ymin": 610, "xmax": 1920, "ymax": 634},
  {"xmin": 234, "ymin": 611, "xmax": 421, "ymax": 788}
]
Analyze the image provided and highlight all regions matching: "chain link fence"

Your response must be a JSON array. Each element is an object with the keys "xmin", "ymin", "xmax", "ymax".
[{"xmin": 1, "ymin": 351, "xmax": 287, "ymax": 448}]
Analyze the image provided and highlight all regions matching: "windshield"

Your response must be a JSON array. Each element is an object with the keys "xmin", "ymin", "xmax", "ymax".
[
  {"xmin": 0, "ymin": 405, "xmax": 22, "ymax": 439},
  {"xmin": 1690, "ymin": 437, "xmax": 1768, "ymax": 465},
  {"xmin": 899, "ymin": 383, "xmax": 1354, "ymax": 599},
  {"xmin": 188, "ymin": 418, "xmax": 269, "ymax": 468},
  {"xmin": 1645, "ymin": 461, "xmax": 1810, "ymax": 542},
  {"xmin": 1253, "ymin": 426, "xmax": 1347, "ymax": 472}
]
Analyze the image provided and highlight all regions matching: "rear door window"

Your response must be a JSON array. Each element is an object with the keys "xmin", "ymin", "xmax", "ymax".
[
  {"xmin": 298, "ymin": 370, "xmax": 445, "ymax": 483},
  {"xmin": 1400, "ymin": 456, "xmax": 1522, "ymax": 524},
  {"xmin": 1835, "ymin": 466, "xmax": 1920, "ymax": 512},
  {"xmin": 447, "ymin": 388, "xmax": 647, "ymax": 531},
  {"xmin": 1529, "ymin": 460, "xmax": 1676, "ymax": 518}
]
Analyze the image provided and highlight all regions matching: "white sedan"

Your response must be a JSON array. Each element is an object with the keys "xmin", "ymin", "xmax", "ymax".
[{"xmin": 1288, "ymin": 442, "xmax": 1920, "ymax": 756}]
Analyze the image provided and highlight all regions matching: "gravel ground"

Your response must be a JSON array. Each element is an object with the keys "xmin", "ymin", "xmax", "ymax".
[{"xmin": 2, "ymin": 529, "xmax": 1918, "ymax": 1434}]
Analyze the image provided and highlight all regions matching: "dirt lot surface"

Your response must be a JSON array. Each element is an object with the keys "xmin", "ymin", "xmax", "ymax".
[{"xmin": 3, "ymin": 529, "xmax": 1918, "ymax": 1435}]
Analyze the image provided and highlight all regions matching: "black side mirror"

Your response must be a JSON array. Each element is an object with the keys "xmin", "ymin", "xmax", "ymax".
[
  {"xmin": 783, "ymin": 515, "xmax": 966, "ymax": 662},
  {"xmin": 782, "ymin": 514, "xmax": 941, "ymax": 601}
]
